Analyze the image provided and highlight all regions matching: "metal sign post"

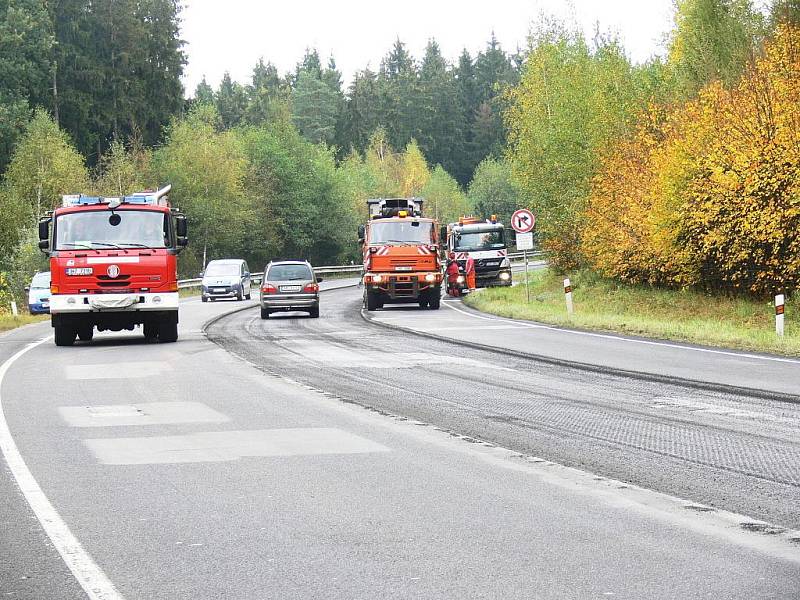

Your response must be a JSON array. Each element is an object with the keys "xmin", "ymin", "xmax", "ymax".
[
  {"xmin": 512, "ymin": 210, "xmax": 536, "ymax": 303},
  {"xmin": 515, "ymin": 231, "xmax": 534, "ymax": 303}
]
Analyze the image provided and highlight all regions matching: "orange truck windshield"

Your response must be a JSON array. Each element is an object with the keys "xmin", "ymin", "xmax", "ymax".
[
  {"xmin": 55, "ymin": 210, "xmax": 168, "ymax": 250},
  {"xmin": 369, "ymin": 221, "xmax": 433, "ymax": 244}
]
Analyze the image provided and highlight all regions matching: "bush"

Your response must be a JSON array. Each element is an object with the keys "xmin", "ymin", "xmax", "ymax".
[{"xmin": 583, "ymin": 26, "xmax": 800, "ymax": 298}]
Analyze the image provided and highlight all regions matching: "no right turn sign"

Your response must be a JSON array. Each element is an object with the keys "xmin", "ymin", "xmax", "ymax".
[{"xmin": 511, "ymin": 209, "xmax": 535, "ymax": 233}]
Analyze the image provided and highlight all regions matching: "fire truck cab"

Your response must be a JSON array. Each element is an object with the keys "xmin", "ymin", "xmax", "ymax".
[
  {"xmin": 38, "ymin": 184, "xmax": 187, "ymax": 346},
  {"xmin": 359, "ymin": 197, "xmax": 443, "ymax": 310}
]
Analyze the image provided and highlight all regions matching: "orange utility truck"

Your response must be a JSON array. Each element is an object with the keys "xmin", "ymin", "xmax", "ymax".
[{"xmin": 358, "ymin": 198, "xmax": 443, "ymax": 310}]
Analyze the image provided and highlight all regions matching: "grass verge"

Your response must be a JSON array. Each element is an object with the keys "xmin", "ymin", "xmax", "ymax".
[
  {"xmin": 178, "ymin": 286, "xmax": 201, "ymax": 298},
  {"xmin": 0, "ymin": 313, "xmax": 49, "ymax": 333},
  {"xmin": 464, "ymin": 268, "xmax": 800, "ymax": 357}
]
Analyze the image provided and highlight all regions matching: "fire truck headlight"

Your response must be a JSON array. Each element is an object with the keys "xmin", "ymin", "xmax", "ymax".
[
  {"xmin": 425, "ymin": 273, "xmax": 435, "ymax": 282},
  {"xmin": 373, "ymin": 275, "xmax": 383, "ymax": 283},
  {"xmin": 499, "ymin": 272, "xmax": 511, "ymax": 281}
]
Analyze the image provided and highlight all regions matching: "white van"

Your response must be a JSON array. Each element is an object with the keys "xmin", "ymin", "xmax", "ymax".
[{"xmin": 201, "ymin": 259, "xmax": 252, "ymax": 302}]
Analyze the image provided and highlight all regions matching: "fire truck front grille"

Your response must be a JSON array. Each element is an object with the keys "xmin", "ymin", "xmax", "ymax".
[{"xmin": 95, "ymin": 275, "xmax": 132, "ymax": 288}]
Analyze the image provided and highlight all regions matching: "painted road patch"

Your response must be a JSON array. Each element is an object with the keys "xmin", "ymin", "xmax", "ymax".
[
  {"xmin": 85, "ymin": 427, "xmax": 390, "ymax": 465},
  {"xmin": 59, "ymin": 402, "xmax": 229, "ymax": 427}
]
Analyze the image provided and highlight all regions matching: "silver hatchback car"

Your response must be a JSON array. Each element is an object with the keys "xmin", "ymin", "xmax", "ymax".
[{"xmin": 260, "ymin": 260, "xmax": 322, "ymax": 319}]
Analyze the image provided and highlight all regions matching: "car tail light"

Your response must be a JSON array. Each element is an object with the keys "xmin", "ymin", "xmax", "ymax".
[
  {"xmin": 261, "ymin": 284, "xmax": 277, "ymax": 294},
  {"xmin": 303, "ymin": 283, "xmax": 319, "ymax": 293}
]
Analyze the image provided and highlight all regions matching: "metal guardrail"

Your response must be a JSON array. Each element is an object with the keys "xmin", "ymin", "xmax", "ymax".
[
  {"xmin": 508, "ymin": 251, "xmax": 544, "ymax": 261},
  {"xmin": 178, "ymin": 252, "xmax": 545, "ymax": 289}
]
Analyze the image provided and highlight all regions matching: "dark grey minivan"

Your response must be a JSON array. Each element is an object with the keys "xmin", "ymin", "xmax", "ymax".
[{"xmin": 260, "ymin": 260, "xmax": 322, "ymax": 319}]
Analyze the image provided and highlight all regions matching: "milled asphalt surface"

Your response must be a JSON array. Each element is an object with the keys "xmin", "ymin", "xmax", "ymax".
[
  {"xmin": 211, "ymin": 287, "xmax": 800, "ymax": 530},
  {"xmin": 1, "ymin": 282, "xmax": 799, "ymax": 599},
  {"xmin": 372, "ymin": 289, "xmax": 800, "ymax": 398}
]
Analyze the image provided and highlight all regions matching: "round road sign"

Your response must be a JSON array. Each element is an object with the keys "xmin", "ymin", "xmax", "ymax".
[{"xmin": 511, "ymin": 209, "xmax": 535, "ymax": 233}]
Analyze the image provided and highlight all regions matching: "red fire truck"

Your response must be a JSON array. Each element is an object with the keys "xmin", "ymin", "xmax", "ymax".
[
  {"xmin": 358, "ymin": 197, "xmax": 443, "ymax": 310},
  {"xmin": 38, "ymin": 185, "xmax": 188, "ymax": 346}
]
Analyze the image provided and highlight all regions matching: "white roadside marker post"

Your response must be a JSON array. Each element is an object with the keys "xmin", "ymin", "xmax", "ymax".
[
  {"xmin": 564, "ymin": 278, "xmax": 574, "ymax": 316},
  {"xmin": 10, "ymin": 301, "xmax": 18, "ymax": 316},
  {"xmin": 775, "ymin": 294, "xmax": 785, "ymax": 337}
]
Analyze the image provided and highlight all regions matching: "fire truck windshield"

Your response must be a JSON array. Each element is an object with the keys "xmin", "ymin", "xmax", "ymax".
[
  {"xmin": 454, "ymin": 229, "xmax": 505, "ymax": 251},
  {"xmin": 55, "ymin": 210, "xmax": 168, "ymax": 250},
  {"xmin": 370, "ymin": 221, "xmax": 433, "ymax": 245}
]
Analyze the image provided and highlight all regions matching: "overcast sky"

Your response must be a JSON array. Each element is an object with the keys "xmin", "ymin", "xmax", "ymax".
[{"xmin": 180, "ymin": 0, "xmax": 677, "ymax": 96}]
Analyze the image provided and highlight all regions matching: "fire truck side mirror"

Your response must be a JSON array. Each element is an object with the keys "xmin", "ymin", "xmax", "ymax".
[
  {"xmin": 38, "ymin": 218, "xmax": 50, "ymax": 252},
  {"xmin": 176, "ymin": 214, "xmax": 188, "ymax": 237},
  {"xmin": 175, "ymin": 214, "xmax": 188, "ymax": 250},
  {"xmin": 357, "ymin": 224, "xmax": 365, "ymax": 243}
]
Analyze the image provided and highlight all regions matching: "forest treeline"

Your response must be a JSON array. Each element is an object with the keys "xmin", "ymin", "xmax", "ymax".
[
  {"xmin": 506, "ymin": 0, "xmax": 800, "ymax": 297},
  {"xmin": 1, "ymin": 0, "xmax": 799, "ymax": 306}
]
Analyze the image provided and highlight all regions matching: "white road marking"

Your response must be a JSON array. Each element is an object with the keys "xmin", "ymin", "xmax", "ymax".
[
  {"xmin": 440, "ymin": 300, "xmax": 800, "ymax": 365},
  {"xmin": 0, "ymin": 337, "xmax": 124, "ymax": 600},
  {"xmin": 65, "ymin": 361, "xmax": 172, "ymax": 380},
  {"xmin": 85, "ymin": 428, "xmax": 390, "ymax": 465},
  {"xmin": 59, "ymin": 402, "xmax": 230, "ymax": 427}
]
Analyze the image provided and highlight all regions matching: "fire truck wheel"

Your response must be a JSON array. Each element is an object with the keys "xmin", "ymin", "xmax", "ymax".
[
  {"xmin": 54, "ymin": 322, "xmax": 76, "ymax": 346},
  {"xmin": 418, "ymin": 299, "xmax": 428, "ymax": 308},
  {"xmin": 77, "ymin": 326, "xmax": 94, "ymax": 342},
  {"xmin": 428, "ymin": 294, "xmax": 441, "ymax": 310},
  {"xmin": 260, "ymin": 307, "xmax": 270, "ymax": 319},
  {"xmin": 158, "ymin": 320, "xmax": 178, "ymax": 343},
  {"xmin": 365, "ymin": 292, "xmax": 380, "ymax": 311}
]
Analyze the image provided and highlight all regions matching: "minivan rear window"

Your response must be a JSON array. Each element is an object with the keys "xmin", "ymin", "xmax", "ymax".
[{"xmin": 267, "ymin": 264, "xmax": 313, "ymax": 281}]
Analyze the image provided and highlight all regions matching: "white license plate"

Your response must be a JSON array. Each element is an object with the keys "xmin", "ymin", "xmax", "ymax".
[
  {"xmin": 280, "ymin": 285, "xmax": 302, "ymax": 292},
  {"xmin": 212, "ymin": 288, "xmax": 226, "ymax": 293},
  {"xmin": 395, "ymin": 266, "xmax": 413, "ymax": 271}
]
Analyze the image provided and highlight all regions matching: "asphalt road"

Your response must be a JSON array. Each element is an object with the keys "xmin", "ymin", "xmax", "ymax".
[
  {"xmin": 2, "ymin": 282, "xmax": 799, "ymax": 599},
  {"xmin": 404, "ymin": 283, "xmax": 800, "ymax": 398}
]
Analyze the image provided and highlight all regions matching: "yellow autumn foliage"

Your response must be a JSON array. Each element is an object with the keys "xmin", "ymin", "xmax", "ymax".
[{"xmin": 583, "ymin": 26, "xmax": 800, "ymax": 297}]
